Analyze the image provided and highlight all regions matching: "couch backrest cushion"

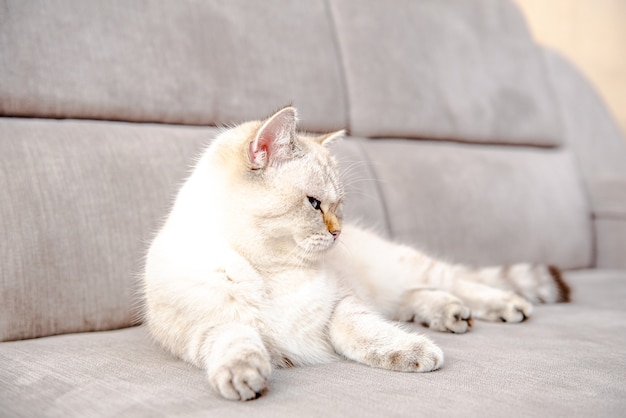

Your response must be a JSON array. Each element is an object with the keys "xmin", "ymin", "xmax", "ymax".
[
  {"xmin": 1, "ymin": 0, "xmax": 562, "ymax": 145},
  {"xmin": 330, "ymin": 0, "xmax": 562, "ymax": 146},
  {"xmin": 0, "ymin": 0, "xmax": 347, "ymax": 132},
  {"xmin": 355, "ymin": 138, "xmax": 592, "ymax": 269},
  {"xmin": 0, "ymin": 119, "xmax": 212, "ymax": 342},
  {"xmin": 544, "ymin": 49, "xmax": 626, "ymax": 269},
  {"xmin": 544, "ymin": 49, "xmax": 626, "ymax": 214}
]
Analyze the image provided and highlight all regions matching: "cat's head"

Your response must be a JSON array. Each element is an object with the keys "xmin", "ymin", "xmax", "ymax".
[{"xmin": 209, "ymin": 106, "xmax": 345, "ymax": 268}]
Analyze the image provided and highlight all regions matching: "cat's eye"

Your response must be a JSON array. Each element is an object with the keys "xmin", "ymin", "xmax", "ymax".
[{"xmin": 307, "ymin": 196, "xmax": 321, "ymax": 210}]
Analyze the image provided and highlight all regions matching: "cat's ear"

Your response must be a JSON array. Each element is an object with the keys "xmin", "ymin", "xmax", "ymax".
[
  {"xmin": 249, "ymin": 106, "xmax": 298, "ymax": 170},
  {"xmin": 313, "ymin": 130, "xmax": 345, "ymax": 146}
]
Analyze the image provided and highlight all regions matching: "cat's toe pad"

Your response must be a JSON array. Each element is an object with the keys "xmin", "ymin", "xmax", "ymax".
[{"xmin": 208, "ymin": 353, "xmax": 272, "ymax": 401}]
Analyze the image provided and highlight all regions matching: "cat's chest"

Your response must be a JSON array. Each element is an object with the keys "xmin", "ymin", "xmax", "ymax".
[{"xmin": 261, "ymin": 270, "xmax": 341, "ymax": 364}]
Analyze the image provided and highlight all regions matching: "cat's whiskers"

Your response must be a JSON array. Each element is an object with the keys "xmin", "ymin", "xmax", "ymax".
[
  {"xmin": 343, "ymin": 189, "xmax": 379, "ymax": 201},
  {"xmin": 337, "ymin": 159, "xmax": 368, "ymax": 179},
  {"xmin": 331, "ymin": 238, "xmax": 353, "ymax": 260},
  {"xmin": 342, "ymin": 176, "xmax": 384, "ymax": 186},
  {"xmin": 338, "ymin": 159, "xmax": 384, "ymax": 183},
  {"xmin": 277, "ymin": 239, "xmax": 319, "ymax": 271},
  {"xmin": 282, "ymin": 234, "xmax": 338, "ymax": 270}
]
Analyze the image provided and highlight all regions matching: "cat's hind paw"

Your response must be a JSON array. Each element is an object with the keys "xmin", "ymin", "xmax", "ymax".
[
  {"xmin": 396, "ymin": 289, "xmax": 472, "ymax": 334},
  {"xmin": 473, "ymin": 291, "xmax": 533, "ymax": 323},
  {"xmin": 431, "ymin": 302, "xmax": 472, "ymax": 334},
  {"xmin": 501, "ymin": 264, "xmax": 571, "ymax": 304}
]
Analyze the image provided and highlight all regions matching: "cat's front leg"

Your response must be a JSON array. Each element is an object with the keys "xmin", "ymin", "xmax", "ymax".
[
  {"xmin": 205, "ymin": 324, "xmax": 272, "ymax": 401},
  {"xmin": 329, "ymin": 295, "xmax": 443, "ymax": 372}
]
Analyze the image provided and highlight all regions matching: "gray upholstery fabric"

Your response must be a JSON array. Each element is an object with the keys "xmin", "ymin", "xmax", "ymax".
[
  {"xmin": 1, "ymin": 270, "xmax": 624, "ymax": 417},
  {"xmin": 544, "ymin": 49, "xmax": 626, "ymax": 268},
  {"xmin": 596, "ymin": 219, "xmax": 626, "ymax": 269},
  {"xmin": 587, "ymin": 179, "xmax": 626, "ymax": 219},
  {"xmin": 0, "ymin": 0, "xmax": 347, "ymax": 132},
  {"xmin": 0, "ymin": 119, "xmax": 211, "ymax": 342},
  {"xmin": 544, "ymin": 49, "xmax": 626, "ymax": 186},
  {"xmin": 357, "ymin": 138, "xmax": 592, "ymax": 269},
  {"xmin": 329, "ymin": 0, "xmax": 562, "ymax": 146}
]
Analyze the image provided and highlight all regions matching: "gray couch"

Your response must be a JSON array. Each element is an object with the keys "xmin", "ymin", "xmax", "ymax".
[{"xmin": 2, "ymin": 1, "xmax": 625, "ymax": 416}]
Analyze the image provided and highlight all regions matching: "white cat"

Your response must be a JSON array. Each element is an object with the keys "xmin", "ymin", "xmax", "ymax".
[{"xmin": 143, "ymin": 106, "xmax": 569, "ymax": 401}]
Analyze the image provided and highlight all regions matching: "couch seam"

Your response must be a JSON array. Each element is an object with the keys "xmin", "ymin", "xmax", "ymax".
[
  {"xmin": 593, "ymin": 212, "xmax": 626, "ymax": 221},
  {"xmin": 323, "ymin": 0, "xmax": 352, "ymax": 134}
]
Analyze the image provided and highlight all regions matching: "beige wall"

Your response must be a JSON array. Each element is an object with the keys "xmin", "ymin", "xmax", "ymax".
[{"xmin": 514, "ymin": 0, "xmax": 626, "ymax": 139}]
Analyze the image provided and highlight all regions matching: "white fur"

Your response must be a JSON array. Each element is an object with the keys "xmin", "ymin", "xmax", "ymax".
[{"xmin": 143, "ymin": 107, "xmax": 565, "ymax": 401}]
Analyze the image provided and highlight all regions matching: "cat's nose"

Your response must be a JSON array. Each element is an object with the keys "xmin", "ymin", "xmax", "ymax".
[{"xmin": 331, "ymin": 229, "xmax": 341, "ymax": 241}]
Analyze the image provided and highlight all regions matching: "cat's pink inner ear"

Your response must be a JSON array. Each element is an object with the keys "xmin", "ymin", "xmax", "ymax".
[{"xmin": 250, "ymin": 107, "xmax": 298, "ymax": 170}]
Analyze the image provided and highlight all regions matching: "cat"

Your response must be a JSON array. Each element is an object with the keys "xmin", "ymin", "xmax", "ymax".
[{"xmin": 142, "ymin": 106, "xmax": 570, "ymax": 401}]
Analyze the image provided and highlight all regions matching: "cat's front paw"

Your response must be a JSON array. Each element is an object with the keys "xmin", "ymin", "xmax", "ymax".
[
  {"xmin": 374, "ymin": 336, "xmax": 444, "ymax": 372},
  {"xmin": 473, "ymin": 291, "xmax": 533, "ymax": 323},
  {"xmin": 208, "ymin": 351, "xmax": 272, "ymax": 401}
]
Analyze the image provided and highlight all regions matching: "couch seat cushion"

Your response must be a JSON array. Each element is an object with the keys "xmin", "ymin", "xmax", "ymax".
[{"xmin": 1, "ymin": 270, "xmax": 624, "ymax": 417}]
